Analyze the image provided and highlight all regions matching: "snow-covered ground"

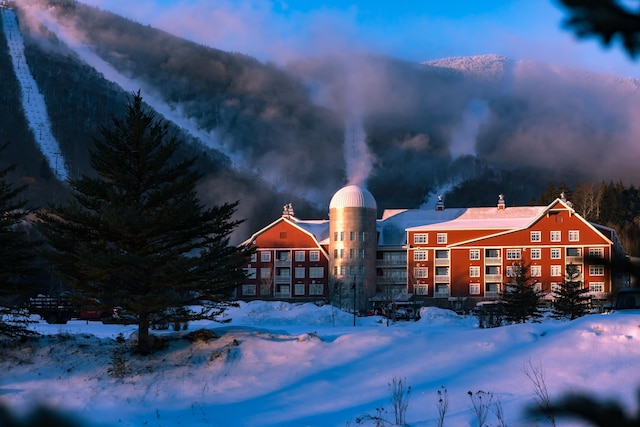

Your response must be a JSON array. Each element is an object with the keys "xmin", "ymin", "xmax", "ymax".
[
  {"xmin": 1, "ymin": 7, "xmax": 69, "ymax": 181},
  {"xmin": 1, "ymin": 301, "xmax": 639, "ymax": 427}
]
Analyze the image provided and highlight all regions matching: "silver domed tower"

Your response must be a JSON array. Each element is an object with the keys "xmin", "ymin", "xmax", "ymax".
[{"xmin": 329, "ymin": 185, "xmax": 377, "ymax": 312}]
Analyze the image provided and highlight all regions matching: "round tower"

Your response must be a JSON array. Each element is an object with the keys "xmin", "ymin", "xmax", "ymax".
[{"xmin": 329, "ymin": 185, "xmax": 377, "ymax": 313}]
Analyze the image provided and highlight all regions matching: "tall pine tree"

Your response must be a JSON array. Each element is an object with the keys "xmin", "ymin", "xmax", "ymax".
[
  {"xmin": 500, "ymin": 262, "xmax": 543, "ymax": 324},
  {"xmin": 37, "ymin": 92, "xmax": 251, "ymax": 355},
  {"xmin": 552, "ymin": 264, "xmax": 591, "ymax": 320},
  {"xmin": 0, "ymin": 143, "xmax": 39, "ymax": 338}
]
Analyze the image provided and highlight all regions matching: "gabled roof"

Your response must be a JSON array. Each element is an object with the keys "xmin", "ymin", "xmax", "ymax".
[{"xmin": 241, "ymin": 216, "xmax": 329, "ymax": 250}]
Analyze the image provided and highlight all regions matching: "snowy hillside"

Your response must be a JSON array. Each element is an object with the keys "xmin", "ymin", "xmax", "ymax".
[{"xmin": 2, "ymin": 302, "xmax": 640, "ymax": 426}]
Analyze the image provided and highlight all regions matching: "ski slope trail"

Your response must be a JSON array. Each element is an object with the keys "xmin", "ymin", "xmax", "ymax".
[{"xmin": 1, "ymin": 5, "xmax": 69, "ymax": 181}]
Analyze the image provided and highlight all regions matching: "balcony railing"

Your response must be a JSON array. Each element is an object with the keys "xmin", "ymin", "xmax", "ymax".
[
  {"xmin": 274, "ymin": 291, "xmax": 291, "ymax": 298},
  {"xmin": 376, "ymin": 259, "xmax": 407, "ymax": 267}
]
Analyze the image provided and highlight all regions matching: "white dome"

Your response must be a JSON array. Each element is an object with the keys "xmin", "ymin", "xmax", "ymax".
[{"xmin": 329, "ymin": 185, "xmax": 377, "ymax": 210}]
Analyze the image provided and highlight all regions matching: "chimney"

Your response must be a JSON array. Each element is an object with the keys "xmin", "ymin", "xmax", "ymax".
[
  {"xmin": 282, "ymin": 202, "xmax": 295, "ymax": 219},
  {"xmin": 497, "ymin": 194, "xmax": 505, "ymax": 210},
  {"xmin": 436, "ymin": 195, "xmax": 445, "ymax": 211}
]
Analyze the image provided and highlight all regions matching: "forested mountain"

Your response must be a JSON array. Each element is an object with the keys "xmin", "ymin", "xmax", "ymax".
[{"xmin": 2, "ymin": 0, "xmax": 640, "ymax": 250}]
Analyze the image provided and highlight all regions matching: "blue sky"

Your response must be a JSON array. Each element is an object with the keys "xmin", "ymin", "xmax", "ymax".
[{"xmin": 79, "ymin": 0, "xmax": 639, "ymax": 78}]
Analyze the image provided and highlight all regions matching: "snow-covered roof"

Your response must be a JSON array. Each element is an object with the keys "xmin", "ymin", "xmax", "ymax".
[
  {"xmin": 407, "ymin": 206, "xmax": 546, "ymax": 231},
  {"xmin": 377, "ymin": 208, "xmax": 467, "ymax": 246},
  {"xmin": 329, "ymin": 185, "xmax": 377, "ymax": 210}
]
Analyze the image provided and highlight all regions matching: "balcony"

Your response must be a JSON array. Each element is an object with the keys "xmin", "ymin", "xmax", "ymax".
[
  {"xmin": 376, "ymin": 259, "xmax": 407, "ymax": 267},
  {"xmin": 274, "ymin": 291, "xmax": 291, "ymax": 298},
  {"xmin": 274, "ymin": 275, "xmax": 291, "ymax": 284},
  {"xmin": 376, "ymin": 276, "xmax": 407, "ymax": 284},
  {"xmin": 485, "ymin": 257, "xmax": 502, "ymax": 265}
]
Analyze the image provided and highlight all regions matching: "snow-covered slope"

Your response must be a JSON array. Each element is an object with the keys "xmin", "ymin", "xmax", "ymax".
[
  {"xmin": 1, "ymin": 6, "xmax": 69, "ymax": 181},
  {"xmin": 1, "ymin": 302, "xmax": 640, "ymax": 427}
]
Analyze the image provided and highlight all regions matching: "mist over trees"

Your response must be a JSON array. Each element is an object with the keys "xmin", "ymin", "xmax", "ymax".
[{"xmin": 3, "ymin": 0, "xmax": 640, "ymax": 250}]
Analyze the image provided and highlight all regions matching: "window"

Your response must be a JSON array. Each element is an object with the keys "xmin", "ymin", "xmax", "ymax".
[
  {"xmin": 277, "ymin": 251, "xmax": 289, "ymax": 261},
  {"xmin": 242, "ymin": 285, "xmax": 256, "ymax": 296},
  {"xmin": 244, "ymin": 268, "xmax": 256, "ymax": 279},
  {"xmin": 260, "ymin": 268, "xmax": 272, "ymax": 279},
  {"xmin": 250, "ymin": 253, "xmax": 257, "ymax": 262},
  {"xmin": 294, "ymin": 284, "xmax": 305, "ymax": 295},
  {"xmin": 568, "ymin": 230, "xmax": 580, "ymax": 242},
  {"xmin": 589, "ymin": 282, "xmax": 604, "ymax": 293},
  {"xmin": 414, "ymin": 233, "xmax": 428, "ymax": 244},
  {"xmin": 589, "ymin": 247, "xmax": 604, "ymax": 258},
  {"xmin": 295, "ymin": 251, "xmax": 305, "ymax": 262},
  {"xmin": 550, "ymin": 231, "xmax": 561, "ymax": 242},
  {"xmin": 566, "ymin": 247, "xmax": 581, "ymax": 257},
  {"xmin": 437, "ymin": 233, "xmax": 447, "ymax": 244},
  {"xmin": 530, "ymin": 248, "xmax": 541, "ymax": 260},
  {"xmin": 415, "ymin": 285, "xmax": 428, "ymax": 295},
  {"xmin": 469, "ymin": 249, "xmax": 480, "ymax": 260},
  {"xmin": 485, "ymin": 249, "xmax": 500, "ymax": 259},
  {"xmin": 310, "ymin": 251, "xmax": 320, "ymax": 262},
  {"xmin": 260, "ymin": 251, "xmax": 271, "ymax": 262},
  {"xmin": 551, "ymin": 265, "xmax": 562, "ymax": 276},
  {"xmin": 469, "ymin": 283, "xmax": 481, "ymax": 295},
  {"xmin": 506, "ymin": 249, "xmax": 521, "ymax": 260},
  {"xmin": 309, "ymin": 267, "xmax": 324, "ymax": 278},
  {"xmin": 550, "ymin": 248, "xmax": 561, "ymax": 259},
  {"xmin": 589, "ymin": 265, "xmax": 604, "ymax": 276},
  {"xmin": 295, "ymin": 267, "xmax": 305, "ymax": 278},
  {"xmin": 530, "ymin": 265, "xmax": 542, "ymax": 277},
  {"xmin": 530, "ymin": 231, "xmax": 541, "ymax": 242},
  {"xmin": 414, "ymin": 250, "xmax": 428, "ymax": 261},
  {"xmin": 309, "ymin": 283, "xmax": 324, "ymax": 295},
  {"xmin": 413, "ymin": 267, "xmax": 428, "ymax": 278}
]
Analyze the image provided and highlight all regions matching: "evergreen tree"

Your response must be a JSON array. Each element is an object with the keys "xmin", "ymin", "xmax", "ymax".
[
  {"xmin": 552, "ymin": 264, "xmax": 591, "ymax": 320},
  {"xmin": 37, "ymin": 92, "xmax": 251, "ymax": 355},
  {"xmin": 499, "ymin": 262, "xmax": 543, "ymax": 323},
  {"xmin": 0, "ymin": 142, "xmax": 38, "ymax": 338}
]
